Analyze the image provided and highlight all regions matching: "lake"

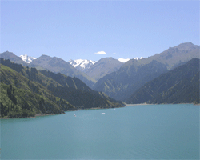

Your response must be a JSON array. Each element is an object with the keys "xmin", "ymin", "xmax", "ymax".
[{"xmin": 1, "ymin": 104, "xmax": 199, "ymax": 159}]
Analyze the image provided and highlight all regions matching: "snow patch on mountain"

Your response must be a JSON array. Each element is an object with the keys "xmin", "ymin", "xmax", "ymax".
[
  {"xmin": 118, "ymin": 57, "xmax": 143, "ymax": 63},
  {"xmin": 69, "ymin": 59, "xmax": 96, "ymax": 70},
  {"xmin": 20, "ymin": 54, "xmax": 36, "ymax": 63},
  {"xmin": 133, "ymin": 57, "xmax": 143, "ymax": 60},
  {"xmin": 118, "ymin": 58, "xmax": 130, "ymax": 62}
]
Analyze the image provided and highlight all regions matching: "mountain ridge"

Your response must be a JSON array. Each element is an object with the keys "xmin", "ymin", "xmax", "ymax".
[
  {"xmin": 94, "ymin": 60, "xmax": 168, "ymax": 101},
  {"xmin": 0, "ymin": 58, "xmax": 124, "ymax": 118},
  {"xmin": 27, "ymin": 54, "xmax": 97, "ymax": 88},
  {"xmin": 1, "ymin": 42, "xmax": 199, "ymax": 101},
  {"xmin": 0, "ymin": 51, "xmax": 27, "ymax": 65},
  {"xmin": 84, "ymin": 57, "xmax": 124, "ymax": 81},
  {"xmin": 93, "ymin": 42, "xmax": 200, "ymax": 101},
  {"xmin": 127, "ymin": 58, "xmax": 199, "ymax": 104}
]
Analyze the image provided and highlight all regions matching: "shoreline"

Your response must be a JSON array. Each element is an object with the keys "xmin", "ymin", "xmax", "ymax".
[
  {"xmin": 1, "ymin": 103, "xmax": 198, "ymax": 119},
  {"xmin": 76, "ymin": 105, "xmax": 125, "ymax": 111},
  {"xmin": 125, "ymin": 103, "xmax": 198, "ymax": 106},
  {"xmin": 125, "ymin": 103, "xmax": 151, "ymax": 106}
]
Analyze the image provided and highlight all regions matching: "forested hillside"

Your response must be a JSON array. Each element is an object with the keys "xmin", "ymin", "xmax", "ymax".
[
  {"xmin": 94, "ymin": 60, "xmax": 168, "ymax": 101},
  {"xmin": 127, "ymin": 58, "xmax": 199, "ymax": 104},
  {"xmin": 0, "ymin": 59, "xmax": 124, "ymax": 118}
]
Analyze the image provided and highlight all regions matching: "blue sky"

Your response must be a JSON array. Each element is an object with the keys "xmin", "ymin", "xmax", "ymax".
[{"xmin": 1, "ymin": 0, "xmax": 199, "ymax": 62}]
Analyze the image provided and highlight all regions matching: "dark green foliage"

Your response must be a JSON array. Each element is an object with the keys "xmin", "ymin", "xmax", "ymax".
[
  {"xmin": 127, "ymin": 58, "xmax": 200, "ymax": 104},
  {"xmin": 0, "ymin": 74, "xmax": 71, "ymax": 118},
  {"xmin": 0, "ymin": 59, "xmax": 124, "ymax": 118},
  {"xmin": 7, "ymin": 85, "xmax": 17, "ymax": 105}
]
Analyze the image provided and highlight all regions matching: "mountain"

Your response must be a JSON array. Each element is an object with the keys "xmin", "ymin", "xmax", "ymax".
[
  {"xmin": 29, "ymin": 54, "xmax": 97, "ymax": 88},
  {"xmin": 85, "ymin": 57, "xmax": 124, "ymax": 81},
  {"xmin": 0, "ymin": 59, "xmax": 74, "ymax": 118},
  {"xmin": 127, "ymin": 58, "xmax": 200, "ymax": 104},
  {"xmin": 0, "ymin": 51, "xmax": 142, "ymax": 88},
  {"xmin": 69, "ymin": 57, "xmax": 127, "ymax": 81},
  {"xmin": 0, "ymin": 58, "xmax": 124, "ymax": 118},
  {"xmin": 69, "ymin": 59, "xmax": 96, "ymax": 71},
  {"xmin": 2, "ymin": 42, "xmax": 199, "ymax": 99},
  {"xmin": 93, "ymin": 42, "xmax": 200, "ymax": 101},
  {"xmin": 94, "ymin": 60, "xmax": 168, "ymax": 101},
  {"xmin": 0, "ymin": 52, "xmax": 96, "ymax": 88},
  {"xmin": 20, "ymin": 54, "xmax": 36, "ymax": 63},
  {"xmin": 147, "ymin": 42, "xmax": 200, "ymax": 69},
  {"xmin": 0, "ymin": 51, "xmax": 27, "ymax": 65}
]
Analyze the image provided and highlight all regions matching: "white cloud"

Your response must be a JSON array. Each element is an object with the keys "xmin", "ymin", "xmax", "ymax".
[{"xmin": 94, "ymin": 51, "xmax": 106, "ymax": 54}]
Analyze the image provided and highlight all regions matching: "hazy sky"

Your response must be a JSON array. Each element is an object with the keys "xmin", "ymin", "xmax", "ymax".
[{"xmin": 1, "ymin": 0, "xmax": 199, "ymax": 62}]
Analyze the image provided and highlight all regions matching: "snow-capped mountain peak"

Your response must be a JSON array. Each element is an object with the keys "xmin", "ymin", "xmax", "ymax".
[
  {"xmin": 20, "ymin": 54, "xmax": 36, "ymax": 63},
  {"xmin": 69, "ymin": 59, "xmax": 96, "ymax": 70}
]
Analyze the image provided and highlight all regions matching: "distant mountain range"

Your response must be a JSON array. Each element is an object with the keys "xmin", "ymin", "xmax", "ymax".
[
  {"xmin": 1, "ymin": 42, "xmax": 199, "ymax": 105},
  {"xmin": 69, "ymin": 58, "xmax": 125, "ymax": 81},
  {"xmin": 0, "ymin": 53, "xmax": 97, "ymax": 88},
  {"xmin": 32, "ymin": 54, "xmax": 98, "ymax": 88},
  {"xmin": 18, "ymin": 54, "xmax": 131, "ymax": 72},
  {"xmin": 93, "ymin": 42, "xmax": 200, "ymax": 101},
  {"xmin": 0, "ymin": 58, "xmax": 124, "ymax": 118},
  {"xmin": 0, "ymin": 52, "xmax": 131, "ymax": 87},
  {"xmin": 20, "ymin": 56, "xmax": 130, "ymax": 71},
  {"xmin": 69, "ymin": 58, "xmax": 130, "ymax": 75},
  {"xmin": 18, "ymin": 54, "xmax": 130, "ymax": 72}
]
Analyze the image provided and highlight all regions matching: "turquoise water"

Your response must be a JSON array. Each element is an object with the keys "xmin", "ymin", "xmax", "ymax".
[{"xmin": 1, "ymin": 104, "xmax": 199, "ymax": 159}]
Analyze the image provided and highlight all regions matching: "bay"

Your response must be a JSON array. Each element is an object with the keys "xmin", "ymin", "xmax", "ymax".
[{"xmin": 1, "ymin": 104, "xmax": 199, "ymax": 159}]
